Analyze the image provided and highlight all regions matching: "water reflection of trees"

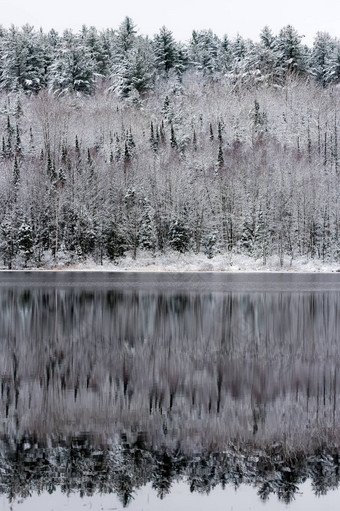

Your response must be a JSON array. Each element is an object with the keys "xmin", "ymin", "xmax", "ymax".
[
  {"xmin": 1, "ymin": 287, "xmax": 339, "ymax": 448},
  {"xmin": 1, "ymin": 434, "xmax": 340, "ymax": 505},
  {"xmin": 0, "ymin": 283, "xmax": 339, "ymax": 502}
]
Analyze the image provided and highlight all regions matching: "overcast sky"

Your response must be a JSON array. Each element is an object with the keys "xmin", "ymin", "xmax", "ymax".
[{"xmin": 1, "ymin": 0, "xmax": 340, "ymax": 46}]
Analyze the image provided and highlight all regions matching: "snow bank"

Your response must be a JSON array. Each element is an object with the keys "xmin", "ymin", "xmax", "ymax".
[{"xmin": 12, "ymin": 250, "xmax": 339, "ymax": 273}]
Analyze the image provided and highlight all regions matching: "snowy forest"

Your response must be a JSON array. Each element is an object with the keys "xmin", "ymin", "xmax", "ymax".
[{"xmin": 0, "ymin": 18, "xmax": 339, "ymax": 268}]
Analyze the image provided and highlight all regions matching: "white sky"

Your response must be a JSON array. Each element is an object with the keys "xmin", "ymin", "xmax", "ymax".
[{"xmin": 0, "ymin": 0, "xmax": 340, "ymax": 46}]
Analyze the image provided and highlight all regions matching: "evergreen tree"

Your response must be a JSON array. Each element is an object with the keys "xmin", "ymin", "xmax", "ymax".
[
  {"xmin": 218, "ymin": 121, "xmax": 223, "ymax": 144},
  {"xmin": 18, "ymin": 222, "xmax": 33, "ymax": 266},
  {"xmin": 104, "ymin": 223, "xmax": 126, "ymax": 260},
  {"xmin": 203, "ymin": 231, "xmax": 218, "ymax": 258},
  {"xmin": 15, "ymin": 125, "xmax": 21, "ymax": 157},
  {"xmin": 0, "ymin": 24, "xmax": 47, "ymax": 92},
  {"xmin": 49, "ymin": 31, "xmax": 96, "ymax": 95},
  {"xmin": 310, "ymin": 32, "xmax": 335, "ymax": 87},
  {"xmin": 5, "ymin": 115, "xmax": 14, "ymax": 158},
  {"xmin": 13, "ymin": 156, "xmax": 20, "ymax": 188},
  {"xmin": 169, "ymin": 219, "xmax": 191, "ymax": 252},
  {"xmin": 1, "ymin": 137, "xmax": 6, "ymax": 159},
  {"xmin": 139, "ymin": 200, "xmax": 157, "ymax": 252},
  {"xmin": 189, "ymin": 29, "xmax": 220, "ymax": 74},
  {"xmin": 325, "ymin": 41, "xmax": 340, "ymax": 84},
  {"xmin": 192, "ymin": 129, "xmax": 197, "ymax": 151},
  {"xmin": 115, "ymin": 17, "xmax": 137, "ymax": 56},
  {"xmin": 170, "ymin": 123, "xmax": 177, "ymax": 148},
  {"xmin": 111, "ymin": 40, "xmax": 155, "ymax": 98},
  {"xmin": 209, "ymin": 123, "xmax": 214, "ymax": 141},
  {"xmin": 274, "ymin": 25, "xmax": 306, "ymax": 77},
  {"xmin": 240, "ymin": 205, "xmax": 256, "ymax": 254},
  {"xmin": 260, "ymin": 26, "xmax": 276, "ymax": 49},
  {"xmin": 217, "ymin": 145, "xmax": 224, "ymax": 168},
  {"xmin": 153, "ymin": 26, "xmax": 178, "ymax": 74},
  {"xmin": 150, "ymin": 121, "xmax": 158, "ymax": 152},
  {"xmin": 219, "ymin": 35, "xmax": 232, "ymax": 71},
  {"xmin": 80, "ymin": 25, "xmax": 111, "ymax": 77},
  {"xmin": 0, "ymin": 217, "xmax": 15, "ymax": 269},
  {"xmin": 232, "ymin": 34, "xmax": 247, "ymax": 61},
  {"xmin": 250, "ymin": 100, "xmax": 267, "ymax": 135}
]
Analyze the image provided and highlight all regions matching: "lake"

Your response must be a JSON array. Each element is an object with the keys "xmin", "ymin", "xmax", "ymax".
[{"xmin": 0, "ymin": 271, "xmax": 340, "ymax": 509}]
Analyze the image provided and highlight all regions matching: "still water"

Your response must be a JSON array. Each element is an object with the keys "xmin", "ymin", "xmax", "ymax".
[{"xmin": 0, "ymin": 271, "xmax": 339, "ymax": 509}]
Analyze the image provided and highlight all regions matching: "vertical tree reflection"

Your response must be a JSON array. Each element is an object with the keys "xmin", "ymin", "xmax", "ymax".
[{"xmin": 0, "ymin": 276, "xmax": 339, "ymax": 502}]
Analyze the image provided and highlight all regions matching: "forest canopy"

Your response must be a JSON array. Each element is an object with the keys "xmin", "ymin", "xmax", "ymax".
[{"xmin": 0, "ymin": 20, "xmax": 340, "ymax": 94}]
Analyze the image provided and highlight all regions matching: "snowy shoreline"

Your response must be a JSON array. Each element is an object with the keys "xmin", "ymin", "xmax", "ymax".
[{"xmin": 1, "ymin": 252, "xmax": 339, "ymax": 273}]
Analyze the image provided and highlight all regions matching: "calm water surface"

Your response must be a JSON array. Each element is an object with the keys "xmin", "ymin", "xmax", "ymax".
[{"xmin": 0, "ymin": 271, "xmax": 340, "ymax": 509}]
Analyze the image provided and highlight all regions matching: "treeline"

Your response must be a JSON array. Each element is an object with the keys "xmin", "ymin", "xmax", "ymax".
[
  {"xmin": 0, "ymin": 23, "xmax": 339, "ymax": 268},
  {"xmin": 1, "ymin": 19, "xmax": 340, "ymax": 95}
]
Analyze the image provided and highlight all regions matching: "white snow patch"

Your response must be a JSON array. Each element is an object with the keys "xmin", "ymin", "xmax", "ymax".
[{"xmin": 4, "ymin": 250, "xmax": 339, "ymax": 273}]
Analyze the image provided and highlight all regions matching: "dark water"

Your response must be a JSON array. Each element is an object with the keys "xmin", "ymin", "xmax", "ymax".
[{"xmin": 0, "ymin": 271, "xmax": 340, "ymax": 508}]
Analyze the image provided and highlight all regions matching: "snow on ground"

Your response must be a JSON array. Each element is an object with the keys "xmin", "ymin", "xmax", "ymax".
[{"xmin": 9, "ymin": 250, "xmax": 339, "ymax": 272}]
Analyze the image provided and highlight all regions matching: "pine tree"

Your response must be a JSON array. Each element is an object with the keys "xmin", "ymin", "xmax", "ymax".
[
  {"xmin": 189, "ymin": 29, "xmax": 220, "ymax": 73},
  {"xmin": 203, "ymin": 231, "xmax": 218, "ymax": 258},
  {"xmin": 217, "ymin": 145, "xmax": 224, "ymax": 168},
  {"xmin": 254, "ymin": 203, "xmax": 269, "ymax": 263},
  {"xmin": 115, "ymin": 17, "xmax": 137, "ymax": 56},
  {"xmin": 104, "ymin": 223, "xmax": 125, "ymax": 260},
  {"xmin": 75, "ymin": 135, "xmax": 81, "ymax": 170},
  {"xmin": 193, "ymin": 130, "xmax": 197, "ymax": 151},
  {"xmin": 139, "ymin": 200, "xmax": 157, "ymax": 252},
  {"xmin": 209, "ymin": 123, "xmax": 214, "ymax": 141},
  {"xmin": 260, "ymin": 26, "xmax": 276, "ymax": 49},
  {"xmin": 218, "ymin": 121, "xmax": 223, "ymax": 144},
  {"xmin": 170, "ymin": 123, "xmax": 177, "ymax": 148},
  {"xmin": 15, "ymin": 97, "xmax": 23, "ymax": 119},
  {"xmin": 169, "ymin": 219, "xmax": 190, "ymax": 252},
  {"xmin": 159, "ymin": 121, "xmax": 166, "ymax": 145},
  {"xmin": 126, "ymin": 129, "xmax": 135, "ymax": 151},
  {"xmin": 274, "ymin": 25, "xmax": 306, "ymax": 77},
  {"xmin": 114, "ymin": 133, "xmax": 122, "ymax": 161},
  {"xmin": 162, "ymin": 95, "xmax": 171, "ymax": 119},
  {"xmin": 219, "ymin": 35, "xmax": 232, "ymax": 71},
  {"xmin": 81, "ymin": 25, "xmax": 111, "ymax": 77},
  {"xmin": 18, "ymin": 222, "xmax": 33, "ymax": 266},
  {"xmin": 58, "ymin": 167, "xmax": 66, "ymax": 186},
  {"xmin": 6, "ymin": 115, "xmax": 14, "ymax": 158},
  {"xmin": 124, "ymin": 141, "xmax": 131, "ymax": 165},
  {"xmin": 153, "ymin": 26, "xmax": 178, "ymax": 74},
  {"xmin": 13, "ymin": 156, "xmax": 20, "ymax": 188},
  {"xmin": 15, "ymin": 125, "xmax": 21, "ymax": 157},
  {"xmin": 241, "ymin": 205, "xmax": 256, "ymax": 254},
  {"xmin": 325, "ymin": 41, "xmax": 340, "ymax": 85},
  {"xmin": 250, "ymin": 100, "xmax": 267, "ymax": 135},
  {"xmin": 150, "ymin": 121, "xmax": 158, "ymax": 152},
  {"xmin": 310, "ymin": 32, "xmax": 335, "ymax": 87},
  {"xmin": 110, "ymin": 41, "xmax": 155, "ymax": 99},
  {"xmin": 49, "ymin": 31, "xmax": 96, "ymax": 95},
  {"xmin": 0, "ymin": 25, "xmax": 48, "ymax": 92},
  {"xmin": 1, "ymin": 137, "xmax": 6, "ymax": 159},
  {"xmin": 0, "ymin": 217, "xmax": 15, "ymax": 269},
  {"xmin": 232, "ymin": 34, "xmax": 247, "ymax": 61},
  {"xmin": 46, "ymin": 150, "xmax": 56, "ymax": 181}
]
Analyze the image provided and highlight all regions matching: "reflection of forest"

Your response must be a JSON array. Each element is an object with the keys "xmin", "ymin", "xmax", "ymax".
[
  {"xmin": 0, "ymin": 280, "xmax": 340, "ymax": 502},
  {"xmin": 0, "ymin": 284, "xmax": 340, "ymax": 448},
  {"xmin": 0, "ymin": 434, "xmax": 340, "ymax": 505}
]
